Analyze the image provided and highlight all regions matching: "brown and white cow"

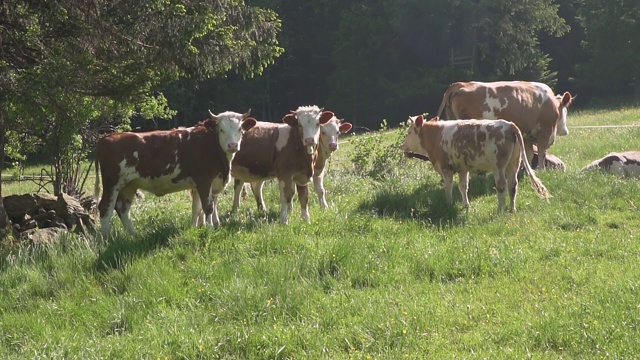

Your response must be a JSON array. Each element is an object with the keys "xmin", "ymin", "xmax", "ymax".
[
  {"xmin": 238, "ymin": 116, "xmax": 353, "ymax": 212},
  {"xmin": 230, "ymin": 105, "xmax": 335, "ymax": 224},
  {"xmin": 94, "ymin": 110, "xmax": 257, "ymax": 237},
  {"xmin": 400, "ymin": 115, "xmax": 550, "ymax": 212},
  {"xmin": 435, "ymin": 81, "xmax": 574, "ymax": 170},
  {"xmin": 581, "ymin": 151, "xmax": 640, "ymax": 177}
]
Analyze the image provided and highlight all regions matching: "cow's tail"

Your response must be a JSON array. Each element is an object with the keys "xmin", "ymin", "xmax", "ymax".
[
  {"xmin": 93, "ymin": 149, "xmax": 101, "ymax": 201},
  {"xmin": 513, "ymin": 124, "xmax": 551, "ymax": 200},
  {"xmin": 435, "ymin": 82, "xmax": 463, "ymax": 120}
]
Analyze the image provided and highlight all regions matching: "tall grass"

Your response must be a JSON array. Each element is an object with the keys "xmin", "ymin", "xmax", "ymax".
[{"xmin": 1, "ymin": 106, "xmax": 640, "ymax": 358}]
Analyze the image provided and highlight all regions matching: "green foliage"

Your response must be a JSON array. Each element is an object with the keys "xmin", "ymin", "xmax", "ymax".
[
  {"xmin": 576, "ymin": 0, "xmax": 640, "ymax": 98},
  {"xmin": 349, "ymin": 119, "xmax": 407, "ymax": 180}
]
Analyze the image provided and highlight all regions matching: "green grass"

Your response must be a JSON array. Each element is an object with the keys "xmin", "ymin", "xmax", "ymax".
[{"xmin": 1, "ymin": 106, "xmax": 640, "ymax": 359}]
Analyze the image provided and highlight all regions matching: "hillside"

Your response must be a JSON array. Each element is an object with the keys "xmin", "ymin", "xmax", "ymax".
[{"xmin": 1, "ymin": 107, "xmax": 640, "ymax": 358}]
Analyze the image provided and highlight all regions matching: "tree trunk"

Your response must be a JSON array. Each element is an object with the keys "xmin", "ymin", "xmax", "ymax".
[{"xmin": 0, "ymin": 108, "xmax": 15, "ymax": 241}]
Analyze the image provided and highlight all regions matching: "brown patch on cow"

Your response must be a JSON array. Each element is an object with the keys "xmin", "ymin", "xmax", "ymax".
[
  {"xmin": 231, "ymin": 122, "xmax": 315, "ymax": 183},
  {"xmin": 450, "ymin": 124, "xmax": 486, "ymax": 168}
]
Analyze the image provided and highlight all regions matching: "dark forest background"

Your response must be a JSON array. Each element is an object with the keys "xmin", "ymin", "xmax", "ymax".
[{"xmin": 159, "ymin": 0, "xmax": 640, "ymax": 130}]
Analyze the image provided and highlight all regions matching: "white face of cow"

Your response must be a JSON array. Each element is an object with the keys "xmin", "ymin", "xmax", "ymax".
[
  {"xmin": 283, "ymin": 106, "xmax": 334, "ymax": 154},
  {"xmin": 320, "ymin": 117, "xmax": 353, "ymax": 153},
  {"xmin": 210, "ymin": 110, "xmax": 256, "ymax": 153},
  {"xmin": 555, "ymin": 92, "xmax": 573, "ymax": 137},
  {"xmin": 400, "ymin": 115, "xmax": 424, "ymax": 154}
]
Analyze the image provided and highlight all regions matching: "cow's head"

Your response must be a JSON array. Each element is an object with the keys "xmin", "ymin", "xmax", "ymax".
[
  {"xmin": 320, "ymin": 116, "xmax": 352, "ymax": 153},
  {"xmin": 555, "ymin": 92, "xmax": 574, "ymax": 137},
  {"xmin": 400, "ymin": 115, "xmax": 425, "ymax": 154},
  {"xmin": 208, "ymin": 109, "xmax": 257, "ymax": 153},
  {"xmin": 282, "ymin": 105, "xmax": 334, "ymax": 154}
]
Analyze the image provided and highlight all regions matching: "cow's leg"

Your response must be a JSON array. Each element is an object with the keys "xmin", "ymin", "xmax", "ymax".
[
  {"xmin": 279, "ymin": 180, "xmax": 295, "ymax": 225},
  {"xmin": 313, "ymin": 173, "xmax": 328, "ymax": 208},
  {"xmin": 524, "ymin": 140, "xmax": 535, "ymax": 169},
  {"xmin": 114, "ymin": 184, "xmax": 138, "ymax": 235},
  {"xmin": 535, "ymin": 131, "xmax": 553, "ymax": 171},
  {"xmin": 251, "ymin": 181, "xmax": 267, "ymax": 211},
  {"xmin": 231, "ymin": 179, "xmax": 244, "ymax": 213},
  {"xmin": 210, "ymin": 194, "xmax": 221, "ymax": 227},
  {"xmin": 494, "ymin": 168, "xmax": 508, "ymax": 212},
  {"xmin": 196, "ymin": 183, "xmax": 215, "ymax": 227},
  {"xmin": 191, "ymin": 189, "xmax": 204, "ymax": 227},
  {"xmin": 458, "ymin": 171, "xmax": 470, "ymax": 210},
  {"xmin": 506, "ymin": 165, "xmax": 519, "ymax": 212},
  {"xmin": 97, "ymin": 183, "xmax": 119, "ymax": 238},
  {"xmin": 297, "ymin": 183, "xmax": 311, "ymax": 223},
  {"xmin": 442, "ymin": 172, "xmax": 455, "ymax": 205}
]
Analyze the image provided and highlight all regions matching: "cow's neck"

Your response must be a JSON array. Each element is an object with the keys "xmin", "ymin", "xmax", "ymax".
[
  {"xmin": 419, "ymin": 123, "xmax": 439, "ymax": 157},
  {"xmin": 315, "ymin": 148, "xmax": 329, "ymax": 172}
]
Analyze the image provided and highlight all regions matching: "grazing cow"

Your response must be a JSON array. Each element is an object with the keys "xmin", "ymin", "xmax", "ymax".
[
  {"xmin": 400, "ymin": 115, "xmax": 550, "ymax": 212},
  {"xmin": 230, "ymin": 105, "xmax": 335, "ymax": 224},
  {"xmin": 581, "ymin": 151, "xmax": 640, "ymax": 177},
  {"xmin": 435, "ymin": 81, "xmax": 574, "ymax": 170},
  {"xmin": 94, "ymin": 110, "xmax": 257, "ymax": 237},
  {"xmin": 237, "ymin": 116, "xmax": 353, "ymax": 211}
]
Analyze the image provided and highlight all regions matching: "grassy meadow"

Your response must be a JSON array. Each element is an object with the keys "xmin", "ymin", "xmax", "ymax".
[{"xmin": 1, "ymin": 106, "xmax": 640, "ymax": 359}]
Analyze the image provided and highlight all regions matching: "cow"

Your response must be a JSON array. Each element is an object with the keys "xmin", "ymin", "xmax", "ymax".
[
  {"xmin": 230, "ymin": 105, "xmax": 335, "ymax": 224},
  {"xmin": 405, "ymin": 144, "xmax": 568, "ymax": 172},
  {"xmin": 94, "ymin": 110, "xmax": 257, "ymax": 237},
  {"xmin": 581, "ymin": 151, "xmax": 640, "ymax": 177},
  {"xmin": 235, "ymin": 116, "xmax": 353, "ymax": 212},
  {"xmin": 435, "ymin": 81, "xmax": 574, "ymax": 170},
  {"xmin": 400, "ymin": 115, "xmax": 550, "ymax": 212}
]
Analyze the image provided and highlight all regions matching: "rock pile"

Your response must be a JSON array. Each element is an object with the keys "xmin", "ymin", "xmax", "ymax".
[{"xmin": 3, "ymin": 193, "xmax": 96, "ymax": 245}]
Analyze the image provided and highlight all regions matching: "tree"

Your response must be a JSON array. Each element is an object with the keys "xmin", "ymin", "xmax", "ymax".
[
  {"xmin": 576, "ymin": 0, "xmax": 640, "ymax": 101},
  {"xmin": 0, "ymin": 0, "xmax": 282, "ymax": 239}
]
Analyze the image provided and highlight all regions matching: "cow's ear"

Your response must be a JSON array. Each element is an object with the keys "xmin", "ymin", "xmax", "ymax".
[
  {"xmin": 319, "ymin": 111, "xmax": 335, "ymax": 125},
  {"xmin": 415, "ymin": 115, "xmax": 424, "ymax": 127},
  {"xmin": 339, "ymin": 122, "xmax": 353, "ymax": 134},
  {"xmin": 242, "ymin": 117, "xmax": 257, "ymax": 131},
  {"xmin": 204, "ymin": 118, "xmax": 218, "ymax": 132},
  {"xmin": 561, "ymin": 92, "xmax": 574, "ymax": 108},
  {"xmin": 282, "ymin": 113, "xmax": 298, "ymax": 127}
]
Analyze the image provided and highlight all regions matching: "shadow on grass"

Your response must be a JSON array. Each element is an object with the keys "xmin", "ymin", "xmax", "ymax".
[
  {"xmin": 93, "ymin": 222, "xmax": 181, "ymax": 273},
  {"xmin": 358, "ymin": 175, "xmax": 495, "ymax": 226}
]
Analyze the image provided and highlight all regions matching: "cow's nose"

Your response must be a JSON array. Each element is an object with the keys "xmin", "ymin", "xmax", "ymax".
[
  {"xmin": 329, "ymin": 143, "xmax": 338, "ymax": 151},
  {"xmin": 227, "ymin": 143, "xmax": 239, "ymax": 151},
  {"xmin": 304, "ymin": 137, "xmax": 315, "ymax": 146}
]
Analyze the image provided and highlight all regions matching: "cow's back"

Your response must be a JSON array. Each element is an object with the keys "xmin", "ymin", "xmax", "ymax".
[
  {"xmin": 448, "ymin": 81, "xmax": 560, "ymax": 134},
  {"xmin": 438, "ymin": 120, "xmax": 518, "ymax": 173}
]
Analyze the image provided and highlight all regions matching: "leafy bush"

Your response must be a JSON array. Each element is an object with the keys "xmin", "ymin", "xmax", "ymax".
[{"xmin": 349, "ymin": 119, "xmax": 407, "ymax": 180}]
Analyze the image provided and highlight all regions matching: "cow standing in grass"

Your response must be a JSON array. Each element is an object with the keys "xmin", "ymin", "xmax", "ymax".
[
  {"xmin": 401, "ymin": 115, "xmax": 550, "ymax": 212},
  {"xmin": 237, "ymin": 116, "xmax": 352, "ymax": 211},
  {"xmin": 94, "ymin": 110, "xmax": 256, "ymax": 237},
  {"xmin": 230, "ymin": 106, "xmax": 335, "ymax": 224},
  {"xmin": 435, "ymin": 81, "xmax": 574, "ymax": 170}
]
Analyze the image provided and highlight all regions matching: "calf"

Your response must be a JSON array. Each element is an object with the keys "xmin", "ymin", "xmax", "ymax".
[
  {"xmin": 400, "ymin": 115, "xmax": 550, "ymax": 212},
  {"xmin": 237, "ymin": 116, "xmax": 353, "ymax": 212},
  {"xmin": 230, "ymin": 106, "xmax": 335, "ymax": 224},
  {"xmin": 581, "ymin": 151, "xmax": 640, "ymax": 177},
  {"xmin": 94, "ymin": 110, "xmax": 256, "ymax": 237},
  {"xmin": 435, "ymin": 81, "xmax": 574, "ymax": 170}
]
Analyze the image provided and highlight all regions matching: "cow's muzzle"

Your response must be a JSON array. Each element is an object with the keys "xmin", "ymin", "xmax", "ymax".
[{"xmin": 227, "ymin": 143, "xmax": 239, "ymax": 152}]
